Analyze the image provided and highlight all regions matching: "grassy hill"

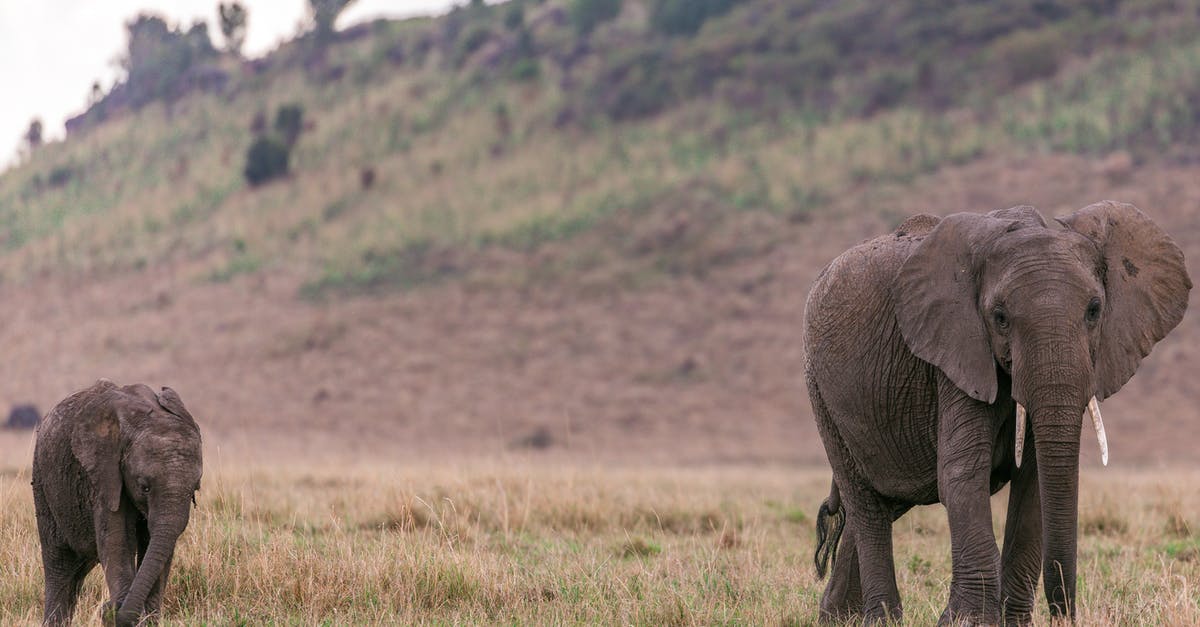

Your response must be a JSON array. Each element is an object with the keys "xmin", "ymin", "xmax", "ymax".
[
  {"xmin": 0, "ymin": 0, "xmax": 1198, "ymax": 463},
  {"xmin": 4, "ymin": 0, "xmax": 1200, "ymax": 289}
]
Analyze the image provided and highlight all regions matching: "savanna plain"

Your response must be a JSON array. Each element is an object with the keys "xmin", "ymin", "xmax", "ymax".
[
  {"xmin": 5, "ymin": 0, "xmax": 1200, "ymax": 624},
  {"xmin": 2, "ymin": 448, "xmax": 1199, "ymax": 625}
]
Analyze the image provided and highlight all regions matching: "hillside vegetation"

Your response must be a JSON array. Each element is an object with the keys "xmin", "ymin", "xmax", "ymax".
[
  {"xmin": 0, "ymin": 0, "xmax": 1198, "ymax": 467},
  {"xmin": 4, "ymin": 0, "xmax": 1200, "ymax": 293}
]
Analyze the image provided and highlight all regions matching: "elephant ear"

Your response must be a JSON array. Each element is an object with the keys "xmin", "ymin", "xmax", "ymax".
[
  {"xmin": 70, "ymin": 402, "xmax": 125, "ymax": 513},
  {"xmin": 895, "ymin": 211, "xmax": 1024, "ymax": 403},
  {"xmin": 156, "ymin": 387, "xmax": 197, "ymax": 427},
  {"xmin": 1057, "ymin": 201, "xmax": 1192, "ymax": 399}
]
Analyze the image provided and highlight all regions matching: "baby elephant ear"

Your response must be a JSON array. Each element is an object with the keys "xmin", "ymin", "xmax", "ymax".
[
  {"xmin": 894, "ymin": 212, "xmax": 1019, "ymax": 403},
  {"xmin": 1057, "ymin": 201, "xmax": 1192, "ymax": 398},
  {"xmin": 156, "ymin": 387, "xmax": 196, "ymax": 425},
  {"xmin": 70, "ymin": 406, "xmax": 124, "ymax": 513}
]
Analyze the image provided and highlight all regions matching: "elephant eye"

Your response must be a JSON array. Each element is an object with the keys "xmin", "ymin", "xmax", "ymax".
[
  {"xmin": 992, "ymin": 306, "xmax": 1009, "ymax": 330},
  {"xmin": 140, "ymin": 482, "xmax": 151, "ymax": 494},
  {"xmin": 1086, "ymin": 297, "xmax": 1102, "ymax": 324}
]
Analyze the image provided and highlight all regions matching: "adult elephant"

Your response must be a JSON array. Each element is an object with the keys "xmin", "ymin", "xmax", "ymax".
[
  {"xmin": 32, "ymin": 379, "xmax": 203, "ymax": 626},
  {"xmin": 803, "ymin": 202, "xmax": 1190, "ymax": 624}
]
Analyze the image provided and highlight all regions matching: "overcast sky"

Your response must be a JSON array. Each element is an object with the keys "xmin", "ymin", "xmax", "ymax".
[{"xmin": 0, "ymin": 1, "xmax": 461, "ymax": 168}]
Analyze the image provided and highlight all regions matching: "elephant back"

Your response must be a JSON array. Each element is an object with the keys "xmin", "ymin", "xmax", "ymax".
[{"xmin": 893, "ymin": 213, "xmax": 940, "ymax": 238}]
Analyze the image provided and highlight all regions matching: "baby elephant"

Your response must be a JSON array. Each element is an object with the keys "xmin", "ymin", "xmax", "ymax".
[{"xmin": 32, "ymin": 380, "xmax": 202, "ymax": 626}]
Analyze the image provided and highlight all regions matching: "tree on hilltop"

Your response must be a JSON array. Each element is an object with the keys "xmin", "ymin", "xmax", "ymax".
[
  {"xmin": 218, "ymin": 2, "xmax": 249, "ymax": 57},
  {"xmin": 309, "ymin": 0, "xmax": 357, "ymax": 44},
  {"xmin": 23, "ymin": 118, "xmax": 44, "ymax": 156},
  {"xmin": 119, "ymin": 13, "xmax": 217, "ymax": 107}
]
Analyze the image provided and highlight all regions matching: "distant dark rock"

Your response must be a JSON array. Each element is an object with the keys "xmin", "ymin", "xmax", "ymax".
[
  {"xmin": 511, "ymin": 426, "xmax": 554, "ymax": 450},
  {"xmin": 6, "ymin": 404, "xmax": 40, "ymax": 430}
]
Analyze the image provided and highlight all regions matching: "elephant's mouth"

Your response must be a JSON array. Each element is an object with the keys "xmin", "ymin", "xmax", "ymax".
[{"xmin": 1013, "ymin": 397, "xmax": 1109, "ymax": 468}]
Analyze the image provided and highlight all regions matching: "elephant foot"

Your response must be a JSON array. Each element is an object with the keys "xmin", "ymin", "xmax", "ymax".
[
  {"xmin": 937, "ymin": 605, "xmax": 1000, "ymax": 627},
  {"xmin": 115, "ymin": 608, "xmax": 141, "ymax": 627},
  {"xmin": 101, "ymin": 598, "xmax": 125, "ymax": 626},
  {"xmin": 862, "ymin": 603, "xmax": 902, "ymax": 625},
  {"xmin": 818, "ymin": 606, "xmax": 860, "ymax": 625}
]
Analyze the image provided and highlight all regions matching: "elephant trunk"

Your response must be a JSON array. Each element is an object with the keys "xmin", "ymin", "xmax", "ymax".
[
  {"xmin": 1032, "ymin": 405, "xmax": 1082, "ymax": 619},
  {"xmin": 117, "ymin": 511, "xmax": 187, "ymax": 625},
  {"xmin": 1012, "ymin": 329, "xmax": 1090, "ymax": 620}
]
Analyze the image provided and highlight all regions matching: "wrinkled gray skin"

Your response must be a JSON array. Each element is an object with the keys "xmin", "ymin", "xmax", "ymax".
[
  {"xmin": 804, "ymin": 202, "xmax": 1191, "ymax": 625},
  {"xmin": 32, "ymin": 380, "xmax": 202, "ymax": 626}
]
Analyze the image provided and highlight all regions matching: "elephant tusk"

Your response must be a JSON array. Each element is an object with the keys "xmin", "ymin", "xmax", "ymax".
[
  {"xmin": 1088, "ymin": 396, "xmax": 1109, "ymax": 466},
  {"xmin": 1014, "ymin": 403, "xmax": 1026, "ymax": 468}
]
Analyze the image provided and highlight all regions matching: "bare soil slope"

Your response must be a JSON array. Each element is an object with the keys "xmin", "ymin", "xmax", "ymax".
[{"xmin": 1, "ymin": 154, "xmax": 1196, "ymax": 467}]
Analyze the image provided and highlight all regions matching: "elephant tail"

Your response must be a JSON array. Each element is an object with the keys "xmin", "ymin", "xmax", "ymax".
[{"xmin": 813, "ymin": 480, "xmax": 845, "ymax": 580}]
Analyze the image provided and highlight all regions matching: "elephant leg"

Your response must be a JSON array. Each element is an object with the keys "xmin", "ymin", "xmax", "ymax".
[
  {"xmin": 98, "ymin": 507, "xmax": 138, "ymax": 621},
  {"xmin": 819, "ymin": 523, "xmax": 862, "ymax": 623},
  {"xmin": 41, "ymin": 544, "xmax": 94, "ymax": 627},
  {"xmin": 937, "ymin": 383, "xmax": 1002, "ymax": 625},
  {"xmin": 818, "ymin": 503, "xmax": 913, "ymax": 624},
  {"xmin": 849, "ymin": 499, "xmax": 902, "ymax": 623},
  {"xmin": 1000, "ymin": 434, "xmax": 1041, "ymax": 625},
  {"xmin": 808, "ymin": 380, "xmax": 902, "ymax": 622}
]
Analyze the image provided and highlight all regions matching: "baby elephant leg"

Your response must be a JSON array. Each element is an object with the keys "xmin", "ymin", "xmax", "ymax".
[{"xmin": 41, "ymin": 544, "xmax": 94, "ymax": 627}]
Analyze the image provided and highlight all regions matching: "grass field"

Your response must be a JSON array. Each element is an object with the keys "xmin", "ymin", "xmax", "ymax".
[{"xmin": 1, "ymin": 459, "xmax": 1198, "ymax": 625}]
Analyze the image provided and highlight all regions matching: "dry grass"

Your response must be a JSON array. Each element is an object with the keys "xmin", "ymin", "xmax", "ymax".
[{"xmin": 1, "ymin": 461, "xmax": 1197, "ymax": 625}]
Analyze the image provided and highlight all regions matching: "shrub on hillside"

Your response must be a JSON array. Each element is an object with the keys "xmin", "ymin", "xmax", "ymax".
[
  {"xmin": 274, "ymin": 103, "xmax": 305, "ymax": 148},
  {"xmin": 588, "ymin": 47, "xmax": 674, "ymax": 120},
  {"xmin": 991, "ymin": 28, "xmax": 1064, "ymax": 87},
  {"xmin": 511, "ymin": 58, "xmax": 540, "ymax": 81},
  {"xmin": 859, "ymin": 68, "xmax": 912, "ymax": 116},
  {"xmin": 243, "ymin": 136, "xmax": 290, "ymax": 186},
  {"xmin": 504, "ymin": 2, "xmax": 525, "ymax": 30},
  {"xmin": 570, "ymin": 0, "xmax": 621, "ymax": 35},
  {"xmin": 47, "ymin": 165, "xmax": 77, "ymax": 189},
  {"xmin": 455, "ymin": 24, "xmax": 494, "ymax": 65},
  {"xmin": 649, "ymin": 0, "xmax": 739, "ymax": 36}
]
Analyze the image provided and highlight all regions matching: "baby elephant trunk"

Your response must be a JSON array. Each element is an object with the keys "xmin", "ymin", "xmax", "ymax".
[{"xmin": 116, "ymin": 515, "xmax": 187, "ymax": 626}]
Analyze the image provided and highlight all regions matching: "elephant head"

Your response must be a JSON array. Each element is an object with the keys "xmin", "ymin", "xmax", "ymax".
[
  {"xmin": 70, "ymin": 382, "xmax": 202, "ymax": 625},
  {"xmin": 893, "ymin": 201, "xmax": 1190, "ymax": 617}
]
